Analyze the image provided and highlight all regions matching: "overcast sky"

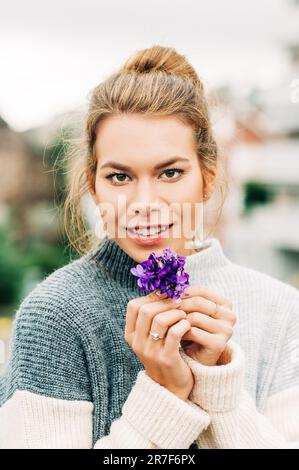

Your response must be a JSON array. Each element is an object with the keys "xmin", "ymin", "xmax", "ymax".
[{"xmin": 0, "ymin": 0, "xmax": 293, "ymax": 131}]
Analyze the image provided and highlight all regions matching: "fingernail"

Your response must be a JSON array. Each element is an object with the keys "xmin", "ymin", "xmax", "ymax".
[{"xmin": 174, "ymin": 297, "xmax": 181, "ymax": 304}]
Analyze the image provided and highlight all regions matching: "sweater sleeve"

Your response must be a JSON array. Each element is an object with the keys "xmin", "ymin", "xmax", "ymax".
[
  {"xmin": 94, "ymin": 370, "xmax": 211, "ymax": 449},
  {"xmin": 0, "ymin": 290, "xmax": 211, "ymax": 449},
  {"xmin": 179, "ymin": 337, "xmax": 299, "ymax": 449},
  {"xmin": 0, "ymin": 289, "xmax": 93, "ymax": 448},
  {"xmin": 0, "ymin": 371, "xmax": 211, "ymax": 449}
]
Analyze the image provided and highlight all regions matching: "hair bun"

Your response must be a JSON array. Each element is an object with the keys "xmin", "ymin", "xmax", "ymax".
[{"xmin": 121, "ymin": 45, "xmax": 199, "ymax": 83}]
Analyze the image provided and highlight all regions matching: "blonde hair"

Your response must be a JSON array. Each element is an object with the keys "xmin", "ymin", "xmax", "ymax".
[{"xmin": 63, "ymin": 45, "xmax": 226, "ymax": 256}]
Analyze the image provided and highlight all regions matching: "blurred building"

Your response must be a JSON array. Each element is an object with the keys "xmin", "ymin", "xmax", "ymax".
[
  {"xmin": 212, "ymin": 0, "xmax": 299, "ymax": 287},
  {"xmin": 0, "ymin": 115, "xmax": 59, "ymax": 241}
]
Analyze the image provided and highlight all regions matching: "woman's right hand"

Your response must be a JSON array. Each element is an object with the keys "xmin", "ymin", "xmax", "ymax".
[{"xmin": 124, "ymin": 290, "xmax": 194, "ymax": 401}]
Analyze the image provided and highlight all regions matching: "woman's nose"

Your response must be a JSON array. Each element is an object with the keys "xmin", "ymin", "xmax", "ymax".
[
  {"xmin": 132, "ymin": 204, "xmax": 160, "ymax": 218},
  {"xmin": 128, "ymin": 181, "xmax": 161, "ymax": 219}
]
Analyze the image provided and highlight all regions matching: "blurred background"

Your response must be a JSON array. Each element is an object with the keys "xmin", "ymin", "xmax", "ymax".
[{"xmin": 1, "ymin": 0, "xmax": 299, "ymax": 371}]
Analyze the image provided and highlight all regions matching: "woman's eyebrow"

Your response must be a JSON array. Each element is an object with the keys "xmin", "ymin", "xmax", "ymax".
[{"xmin": 99, "ymin": 156, "xmax": 190, "ymax": 171}]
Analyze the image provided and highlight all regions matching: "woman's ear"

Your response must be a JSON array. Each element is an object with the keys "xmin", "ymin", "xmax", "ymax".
[{"xmin": 203, "ymin": 165, "xmax": 217, "ymax": 199}]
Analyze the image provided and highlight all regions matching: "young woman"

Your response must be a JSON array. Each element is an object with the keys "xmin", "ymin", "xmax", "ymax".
[{"xmin": 0, "ymin": 45, "xmax": 298, "ymax": 449}]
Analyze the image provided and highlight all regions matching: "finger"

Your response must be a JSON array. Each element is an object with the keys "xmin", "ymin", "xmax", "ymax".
[
  {"xmin": 215, "ymin": 304, "xmax": 237, "ymax": 324},
  {"xmin": 154, "ymin": 290, "xmax": 169, "ymax": 300},
  {"xmin": 149, "ymin": 309, "xmax": 187, "ymax": 344},
  {"xmin": 125, "ymin": 290, "xmax": 169, "ymax": 340},
  {"xmin": 179, "ymin": 297, "xmax": 235, "ymax": 321},
  {"xmin": 182, "ymin": 326, "xmax": 228, "ymax": 355},
  {"xmin": 179, "ymin": 296, "xmax": 219, "ymax": 318},
  {"xmin": 135, "ymin": 298, "xmax": 182, "ymax": 342},
  {"xmin": 163, "ymin": 319, "xmax": 191, "ymax": 357},
  {"xmin": 185, "ymin": 311, "xmax": 222, "ymax": 334},
  {"xmin": 186, "ymin": 311, "xmax": 234, "ymax": 336},
  {"xmin": 180, "ymin": 285, "xmax": 232, "ymax": 309}
]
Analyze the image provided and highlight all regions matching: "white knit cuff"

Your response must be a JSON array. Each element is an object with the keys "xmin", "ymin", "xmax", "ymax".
[
  {"xmin": 122, "ymin": 370, "xmax": 211, "ymax": 449},
  {"xmin": 179, "ymin": 340, "xmax": 245, "ymax": 412}
]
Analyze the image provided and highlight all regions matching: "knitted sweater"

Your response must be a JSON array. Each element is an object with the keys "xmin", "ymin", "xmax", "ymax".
[{"xmin": 0, "ymin": 236, "xmax": 298, "ymax": 448}]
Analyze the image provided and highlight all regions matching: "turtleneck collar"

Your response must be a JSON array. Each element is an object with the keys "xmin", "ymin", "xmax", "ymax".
[
  {"xmin": 89, "ymin": 237, "xmax": 140, "ymax": 289},
  {"xmin": 183, "ymin": 238, "xmax": 232, "ymax": 285},
  {"xmin": 88, "ymin": 236, "xmax": 232, "ymax": 289}
]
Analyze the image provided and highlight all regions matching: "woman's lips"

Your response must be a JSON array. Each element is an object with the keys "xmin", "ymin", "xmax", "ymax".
[{"xmin": 126, "ymin": 223, "xmax": 174, "ymax": 246}]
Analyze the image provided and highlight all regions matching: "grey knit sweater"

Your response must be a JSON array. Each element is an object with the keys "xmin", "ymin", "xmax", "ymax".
[
  {"xmin": 1, "ymin": 236, "xmax": 151, "ymax": 445},
  {"xmin": 0, "ymin": 236, "xmax": 299, "ymax": 448}
]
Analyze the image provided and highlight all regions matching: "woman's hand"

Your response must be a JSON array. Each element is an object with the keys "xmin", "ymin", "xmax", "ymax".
[
  {"xmin": 124, "ymin": 291, "xmax": 194, "ymax": 401},
  {"xmin": 178, "ymin": 286, "xmax": 237, "ymax": 366}
]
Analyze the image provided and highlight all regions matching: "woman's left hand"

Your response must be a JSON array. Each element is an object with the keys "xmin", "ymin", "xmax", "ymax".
[{"xmin": 178, "ymin": 285, "xmax": 237, "ymax": 366}]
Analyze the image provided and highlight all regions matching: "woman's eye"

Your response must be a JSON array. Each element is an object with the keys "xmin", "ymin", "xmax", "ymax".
[
  {"xmin": 105, "ymin": 168, "xmax": 184, "ymax": 185},
  {"xmin": 105, "ymin": 173, "xmax": 131, "ymax": 185},
  {"xmin": 160, "ymin": 168, "xmax": 184, "ymax": 180}
]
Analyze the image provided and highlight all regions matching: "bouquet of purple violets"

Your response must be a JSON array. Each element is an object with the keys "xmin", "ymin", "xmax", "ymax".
[{"xmin": 130, "ymin": 247, "xmax": 190, "ymax": 300}]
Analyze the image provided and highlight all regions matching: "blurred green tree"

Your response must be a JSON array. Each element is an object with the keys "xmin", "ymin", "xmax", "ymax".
[
  {"xmin": 0, "ymin": 226, "xmax": 23, "ymax": 308},
  {"xmin": 243, "ymin": 180, "xmax": 275, "ymax": 214},
  {"xmin": 0, "ymin": 127, "xmax": 79, "ymax": 314}
]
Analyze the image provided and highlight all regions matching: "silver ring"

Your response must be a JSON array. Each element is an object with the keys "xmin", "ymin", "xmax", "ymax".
[{"xmin": 150, "ymin": 331, "xmax": 164, "ymax": 341}]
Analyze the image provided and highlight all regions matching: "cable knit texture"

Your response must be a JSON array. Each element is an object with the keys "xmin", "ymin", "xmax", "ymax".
[
  {"xmin": 0, "ymin": 236, "xmax": 298, "ymax": 448},
  {"xmin": 180, "ymin": 340, "xmax": 246, "ymax": 412}
]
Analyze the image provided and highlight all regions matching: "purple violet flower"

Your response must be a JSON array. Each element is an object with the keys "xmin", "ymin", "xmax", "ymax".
[{"xmin": 130, "ymin": 247, "xmax": 190, "ymax": 300}]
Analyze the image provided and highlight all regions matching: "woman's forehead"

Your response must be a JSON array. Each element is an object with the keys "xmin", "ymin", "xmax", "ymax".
[{"xmin": 95, "ymin": 114, "xmax": 196, "ymax": 165}]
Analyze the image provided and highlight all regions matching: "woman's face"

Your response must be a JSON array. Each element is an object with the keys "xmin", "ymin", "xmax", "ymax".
[{"xmin": 91, "ymin": 113, "xmax": 211, "ymax": 263}]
